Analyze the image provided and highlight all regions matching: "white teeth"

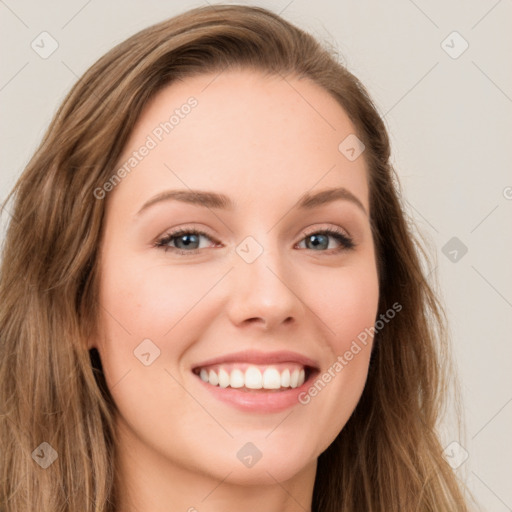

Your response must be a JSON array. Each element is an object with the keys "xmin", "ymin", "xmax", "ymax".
[
  {"xmin": 197, "ymin": 364, "xmax": 308, "ymax": 390},
  {"xmin": 262, "ymin": 368, "xmax": 281, "ymax": 389},
  {"xmin": 245, "ymin": 366, "xmax": 263, "ymax": 389},
  {"xmin": 208, "ymin": 369, "xmax": 219, "ymax": 386},
  {"xmin": 230, "ymin": 368, "xmax": 244, "ymax": 388},
  {"xmin": 290, "ymin": 369, "xmax": 299, "ymax": 388},
  {"xmin": 281, "ymin": 368, "xmax": 290, "ymax": 387},
  {"xmin": 218, "ymin": 368, "xmax": 230, "ymax": 388}
]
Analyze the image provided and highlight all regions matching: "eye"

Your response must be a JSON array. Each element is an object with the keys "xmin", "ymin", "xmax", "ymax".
[
  {"xmin": 154, "ymin": 226, "xmax": 355, "ymax": 256},
  {"xmin": 296, "ymin": 227, "xmax": 355, "ymax": 252},
  {"xmin": 154, "ymin": 228, "xmax": 219, "ymax": 256}
]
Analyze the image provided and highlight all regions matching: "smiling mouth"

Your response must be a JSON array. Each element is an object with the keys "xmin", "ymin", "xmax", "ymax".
[{"xmin": 192, "ymin": 363, "xmax": 317, "ymax": 392}]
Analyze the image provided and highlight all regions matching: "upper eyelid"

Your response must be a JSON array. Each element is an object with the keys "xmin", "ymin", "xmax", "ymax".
[{"xmin": 158, "ymin": 224, "xmax": 352, "ymax": 240}]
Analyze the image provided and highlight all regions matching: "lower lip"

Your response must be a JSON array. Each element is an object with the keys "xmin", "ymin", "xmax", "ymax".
[{"xmin": 194, "ymin": 373, "xmax": 316, "ymax": 413}]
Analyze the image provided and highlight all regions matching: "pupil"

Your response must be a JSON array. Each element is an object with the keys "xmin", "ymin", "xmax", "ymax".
[
  {"xmin": 308, "ymin": 234, "xmax": 327, "ymax": 250},
  {"xmin": 178, "ymin": 234, "xmax": 198, "ymax": 249}
]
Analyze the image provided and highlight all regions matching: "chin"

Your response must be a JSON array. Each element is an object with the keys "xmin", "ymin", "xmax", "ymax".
[{"xmin": 209, "ymin": 441, "xmax": 317, "ymax": 485}]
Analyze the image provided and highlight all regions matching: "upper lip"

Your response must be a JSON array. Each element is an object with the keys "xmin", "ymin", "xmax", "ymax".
[{"xmin": 192, "ymin": 349, "xmax": 320, "ymax": 370}]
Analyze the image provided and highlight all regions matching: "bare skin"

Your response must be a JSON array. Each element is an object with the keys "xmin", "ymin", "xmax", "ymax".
[{"xmin": 90, "ymin": 69, "xmax": 379, "ymax": 512}]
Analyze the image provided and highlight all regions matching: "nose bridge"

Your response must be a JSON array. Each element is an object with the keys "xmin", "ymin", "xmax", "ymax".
[
  {"xmin": 239, "ymin": 236, "xmax": 283, "ymax": 288},
  {"xmin": 229, "ymin": 232, "xmax": 301, "ymax": 326}
]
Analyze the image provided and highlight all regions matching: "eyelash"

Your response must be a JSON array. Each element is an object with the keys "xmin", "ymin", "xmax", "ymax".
[{"xmin": 154, "ymin": 226, "xmax": 355, "ymax": 256}]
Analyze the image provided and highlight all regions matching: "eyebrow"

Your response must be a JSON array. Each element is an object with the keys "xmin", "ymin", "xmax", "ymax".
[{"xmin": 136, "ymin": 187, "xmax": 367, "ymax": 216}]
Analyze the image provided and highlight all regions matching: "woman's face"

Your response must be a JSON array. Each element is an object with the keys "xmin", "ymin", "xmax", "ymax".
[{"xmin": 92, "ymin": 69, "xmax": 379, "ymax": 484}]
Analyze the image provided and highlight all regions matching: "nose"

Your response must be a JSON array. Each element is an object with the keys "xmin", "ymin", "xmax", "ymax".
[{"xmin": 226, "ymin": 238, "xmax": 305, "ymax": 331}]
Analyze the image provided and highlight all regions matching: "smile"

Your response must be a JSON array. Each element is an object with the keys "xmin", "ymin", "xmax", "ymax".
[
  {"xmin": 193, "ymin": 363, "xmax": 308, "ymax": 391},
  {"xmin": 191, "ymin": 350, "xmax": 320, "ymax": 412}
]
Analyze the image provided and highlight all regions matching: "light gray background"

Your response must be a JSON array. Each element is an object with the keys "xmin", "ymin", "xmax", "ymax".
[{"xmin": 1, "ymin": 1, "xmax": 511, "ymax": 510}]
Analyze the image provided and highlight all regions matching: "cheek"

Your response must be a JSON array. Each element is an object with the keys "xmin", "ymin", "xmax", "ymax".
[
  {"xmin": 95, "ymin": 255, "xmax": 217, "ymax": 424},
  {"xmin": 288, "ymin": 259, "xmax": 379, "ymax": 455},
  {"xmin": 99, "ymin": 255, "xmax": 219, "ymax": 339},
  {"xmin": 95, "ymin": 253, "xmax": 229, "ymax": 397},
  {"xmin": 307, "ymin": 260, "xmax": 380, "ymax": 351}
]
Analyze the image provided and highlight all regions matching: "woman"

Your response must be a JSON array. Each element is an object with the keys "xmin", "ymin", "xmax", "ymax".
[{"xmin": 0, "ymin": 4, "xmax": 472, "ymax": 511}]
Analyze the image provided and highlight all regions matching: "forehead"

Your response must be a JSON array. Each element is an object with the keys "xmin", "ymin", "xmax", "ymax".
[{"xmin": 110, "ymin": 69, "xmax": 369, "ymax": 216}]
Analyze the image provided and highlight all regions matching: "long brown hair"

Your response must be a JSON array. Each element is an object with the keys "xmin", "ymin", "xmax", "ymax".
[{"xmin": 0, "ymin": 4, "xmax": 472, "ymax": 511}]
